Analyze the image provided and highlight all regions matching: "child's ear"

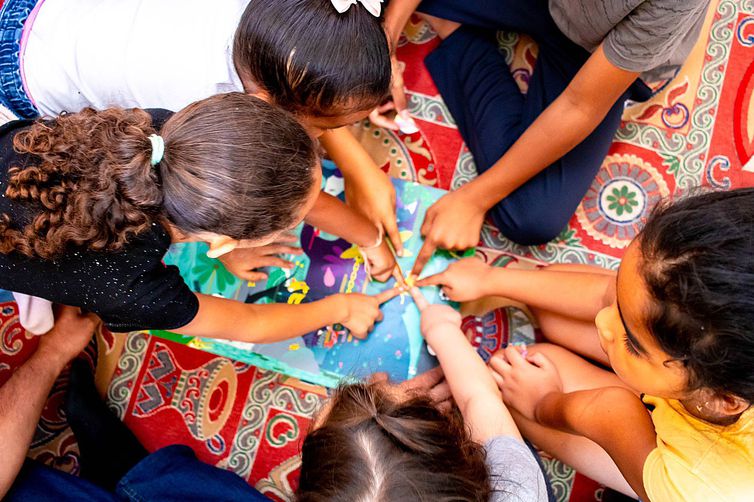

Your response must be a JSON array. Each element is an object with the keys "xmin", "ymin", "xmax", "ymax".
[
  {"xmin": 206, "ymin": 236, "xmax": 239, "ymax": 259},
  {"xmin": 701, "ymin": 390, "xmax": 750, "ymax": 420},
  {"xmin": 718, "ymin": 394, "xmax": 751, "ymax": 417}
]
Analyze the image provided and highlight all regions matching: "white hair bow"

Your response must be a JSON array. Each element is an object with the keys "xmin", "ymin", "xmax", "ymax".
[{"xmin": 330, "ymin": 0, "xmax": 383, "ymax": 17}]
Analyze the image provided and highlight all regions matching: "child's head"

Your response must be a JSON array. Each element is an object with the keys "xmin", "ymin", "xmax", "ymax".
[
  {"xmin": 234, "ymin": 0, "xmax": 391, "ymax": 135},
  {"xmin": 595, "ymin": 188, "xmax": 754, "ymax": 420},
  {"xmin": 297, "ymin": 381, "xmax": 491, "ymax": 501},
  {"xmin": 1, "ymin": 93, "xmax": 320, "ymax": 260}
]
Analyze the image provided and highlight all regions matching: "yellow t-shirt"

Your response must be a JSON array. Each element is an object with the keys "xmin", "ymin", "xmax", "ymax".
[{"xmin": 642, "ymin": 395, "xmax": 754, "ymax": 501}]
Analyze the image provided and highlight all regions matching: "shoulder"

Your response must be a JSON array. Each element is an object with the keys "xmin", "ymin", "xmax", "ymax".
[{"xmin": 485, "ymin": 436, "xmax": 549, "ymax": 502}]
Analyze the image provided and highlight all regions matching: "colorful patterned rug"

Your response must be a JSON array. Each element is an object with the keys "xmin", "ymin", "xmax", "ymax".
[{"xmin": 1, "ymin": 1, "xmax": 753, "ymax": 500}]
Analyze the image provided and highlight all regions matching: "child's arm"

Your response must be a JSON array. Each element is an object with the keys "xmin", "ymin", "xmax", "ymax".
[
  {"xmin": 319, "ymin": 128, "xmax": 403, "ymax": 256},
  {"xmin": 176, "ymin": 289, "xmax": 397, "ymax": 343},
  {"xmin": 415, "ymin": 295, "xmax": 521, "ymax": 443},
  {"xmin": 496, "ymin": 348, "xmax": 655, "ymax": 501},
  {"xmin": 419, "ymin": 258, "xmax": 615, "ymax": 322},
  {"xmin": 305, "ymin": 192, "xmax": 397, "ymax": 282}
]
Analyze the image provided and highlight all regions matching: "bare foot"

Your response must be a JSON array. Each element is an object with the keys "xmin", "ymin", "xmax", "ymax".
[{"xmin": 418, "ymin": 13, "xmax": 461, "ymax": 39}]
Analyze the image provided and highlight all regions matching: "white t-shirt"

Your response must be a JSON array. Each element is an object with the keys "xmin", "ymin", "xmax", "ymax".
[{"xmin": 22, "ymin": 0, "xmax": 248, "ymax": 115}]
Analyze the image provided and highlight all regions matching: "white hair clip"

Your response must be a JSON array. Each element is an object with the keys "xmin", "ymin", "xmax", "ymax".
[{"xmin": 330, "ymin": 0, "xmax": 383, "ymax": 17}]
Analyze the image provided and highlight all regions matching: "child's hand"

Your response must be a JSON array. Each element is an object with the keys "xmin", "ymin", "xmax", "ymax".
[
  {"xmin": 218, "ymin": 235, "xmax": 302, "ymax": 282},
  {"xmin": 411, "ymin": 187, "xmax": 486, "ymax": 277},
  {"xmin": 420, "ymin": 304, "xmax": 462, "ymax": 344},
  {"xmin": 336, "ymin": 288, "xmax": 399, "ymax": 339},
  {"xmin": 489, "ymin": 346, "xmax": 563, "ymax": 422},
  {"xmin": 344, "ymin": 163, "xmax": 403, "ymax": 258},
  {"xmin": 360, "ymin": 240, "xmax": 398, "ymax": 282},
  {"xmin": 417, "ymin": 257, "xmax": 492, "ymax": 302}
]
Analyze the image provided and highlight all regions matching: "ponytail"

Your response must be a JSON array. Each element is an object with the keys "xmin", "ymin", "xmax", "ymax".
[
  {"xmin": 297, "ymin": 382, "xmax": 491, "ymax": 501},
  {"xmin": 0, "ymin": 93, "xmax": 318, "ymax": 259}
]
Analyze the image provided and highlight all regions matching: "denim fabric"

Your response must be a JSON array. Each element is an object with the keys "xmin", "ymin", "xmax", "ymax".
[
  {"xmin": 6, "ymin": 446, "xmax": 271, "ymax": 501},
  {"xmin": 0, "ymin": 0, "xmax": 39, "ymax": 119}
]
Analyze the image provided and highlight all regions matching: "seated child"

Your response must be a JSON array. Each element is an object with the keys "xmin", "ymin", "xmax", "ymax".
[
  {"xmin": 296, "ymin": 292, "xmax": 549, "ymax": 501},
  {"xmin": 421, "ymin": 188, "xmax": 754, "ymax": 501},
  {"xmin": 0, "ymin": 93, "xmax": 396, "ymax": 341},
  {"xmin": 0, "ymin": 0, "xmax": 407, "ymax": 259}
]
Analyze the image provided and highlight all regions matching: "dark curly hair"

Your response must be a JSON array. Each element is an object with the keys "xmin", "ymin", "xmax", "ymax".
[
  {"xmin": 639, "ymin": 187, "xmax": 754, "ymax": 403},
  {"xmin": 0, "ymin": 93, "xmax": 318, "ymax": 259},
  {"xmin": 234, "ymin": 0, "xmax": 391, "ymax": 118},
  {"xmin": 297, "ymin": 382, "xmax": 491, "ymax": 502}
]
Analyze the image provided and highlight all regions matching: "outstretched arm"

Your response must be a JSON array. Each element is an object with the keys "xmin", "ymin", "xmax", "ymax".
[
  {"xmin": 419, "ymin": 257, "xmax": 615, "ymax": 322},
  {"xmin": 413, "ymin": 291, "xmax": 520, "ymax": 443},
  {"xmin": 411, "ymin": 46, "xmax": 640, "ymax": 276},
  {"xmin": 0, "ymin": 307, "xmax": 98, "ymax": 498},
  {"xmin": 176, "ymin": 288, "xmax": 399, "ymax": 342}
]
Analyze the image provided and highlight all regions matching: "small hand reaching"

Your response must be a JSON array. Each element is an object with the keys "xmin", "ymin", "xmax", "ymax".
[
  {"xmin": 336, "ymin": 287, "xmax": 400, "ymax": 339},
  {"xmin": 218, "ymin": 234, "xmax": 303, "ymax": 282},
  {"xmin": 489, "ymin": 346, "xmax": 563, "ymax": 422},
  {"xmin": 417, "ymin": 257, "xmax": 492, "ymax": 302}
]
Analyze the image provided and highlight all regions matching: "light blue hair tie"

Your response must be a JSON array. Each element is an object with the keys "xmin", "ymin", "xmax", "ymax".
[{"xmin": 148, "ymin": 134, "xmax": 165, "ymax": 166}]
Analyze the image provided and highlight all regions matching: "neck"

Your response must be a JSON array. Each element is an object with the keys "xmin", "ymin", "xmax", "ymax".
[{"xmin": 164, "ymin": 221, "xmax": 193, "ymax": 244}]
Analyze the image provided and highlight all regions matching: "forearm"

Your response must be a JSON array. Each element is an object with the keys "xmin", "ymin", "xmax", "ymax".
[
  {"xmin": 0, "ymin": 349, "xmax": 67, "ymax": 497},
  {"xmin": 466, "ymin": 95, "xmax": 604, "ymax": 210},
  {"xmin": 177, "ymin": 293, "xmax": 347, "ymax": 344},
  {"xmin": 320, "ymin": 128, "xmax": 382, "ymax": 181},
  {"xmin": 384, "ymin": 0, "xmax": 423, "ymax": 49},
  {"xmin": 430, "ymin": 326, "xmax": 521, "ymax": 442},
  {"xmin": 484, "ymin": 267, "xmax": 615, "ymax": 321},
  {"xmin": 535, "ymin": 388, "xmax": 655, "ymax": 499},
  {"xmin": 305, "ymin": 192, "xmax": 379, "ymax": 247}
]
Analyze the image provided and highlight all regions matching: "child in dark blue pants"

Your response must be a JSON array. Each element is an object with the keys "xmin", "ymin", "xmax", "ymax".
[{"xmin": 403, "ymin": 0, "xmax": 708, "ymax": 277}]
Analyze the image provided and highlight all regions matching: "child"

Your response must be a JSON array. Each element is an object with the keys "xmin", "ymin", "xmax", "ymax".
[
  {"xmin": 0, "ymin": 93, "xmax": 397, "ymax": 341},
  {"xmin": 421, "ymin": 188, "xmax": 754, "ymax": 500},
  {"xmin": 0, "ymin": 0, "xmax": 407, "ymax": 258},
  {"xmin": 392, "ymin": 0, "xmax": 711, "ymax": 276},
  {"xmin": 296, "ymin": 291, "xmax": 549, "ymax": 501}
]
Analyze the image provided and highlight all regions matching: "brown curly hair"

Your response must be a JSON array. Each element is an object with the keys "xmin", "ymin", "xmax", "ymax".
[
  {"xmin": 297, "ymin": 382, "xmax": 491, "ymax": 502},
  {"xmin": 0, "ymin": 93, "xmax": 318, "ymax": 259}
]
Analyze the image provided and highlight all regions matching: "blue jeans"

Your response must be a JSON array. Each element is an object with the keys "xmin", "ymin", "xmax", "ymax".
[
  {"xmin": 6, "ymin": 445, "xmax": 270, "ymax": 501},
  {"xmin": 418, "ymin": 0, "xmax": 652, "ymax": 245},
  {"xmin": 0, "ymin": 0, "xmax": 40, "ymax": 119}
]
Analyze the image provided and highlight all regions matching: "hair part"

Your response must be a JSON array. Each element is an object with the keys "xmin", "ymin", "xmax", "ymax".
[
  {"xmin": 234, "ymin": 0, "xmax": 391, "ymax": 118},
  {"xmin": 297, "ymin": 382, "xmax": 491, "ymax": 502},
  {"xmin": 638, "ymin": 187, "xmax": 754, "ymax": 403},
  {"xmin": 0, "ymin": 93, "xmax": 318, "ymax": 259}
]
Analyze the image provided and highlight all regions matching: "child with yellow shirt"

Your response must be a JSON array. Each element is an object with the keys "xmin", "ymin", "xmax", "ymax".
[{"xmin": 421, "ymin": 188, "xmax": 754, "ymax": 500}]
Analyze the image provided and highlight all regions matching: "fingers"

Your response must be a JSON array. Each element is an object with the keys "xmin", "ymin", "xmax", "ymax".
[
  {"xmin": 273, "ymin": 232, "xmax": 300, "ymax": 244},
  {"xmin": 411, "ymin": 240, "xmax": 436, "ymax": 277},
  {"xmin": 374, "ymin": 287, "xmax": 400, "ymax": 305},
  {"xmin": 527, "ymin": 351, "xmax": 552, "ymax": 369},
  {"xmin": 240, "ymin": 271, "xmax": 268, "ymax": 282},
  {"xmin": 368, "ymin": 105, "xmax": 400, "ymax": 131},
  {"xmin": 392, "ymin": 267, "xmax": 407, "ymax": 288},
  {"xmin": 401, "ymin": 365, "xmax": 444, "ymax": 392},
  {"xmin": 504, "ymin": 344, "xmax": 528, "ymax": 367},
  {"xmin": 368, "ymin": 372, "xmax": 390, "ymax": 384},
  {"xmin": 384, "ymin": 218, "xmax": 404, "ymax": 257},
  {"xmin": 489, "ymin": 351, "xmax": 512, "ymax": 378},
  {"xmin": 489, "ymin": 369, "xmax": 505, "ymax": 389},
  {"xmin": 408, "ymin": 287, "xmax": 429, "ymax": 312},
  {"xmin": 262, "ymin": 245, "xmax": 303, "ymax": 257},
  {"xmin": 415, "ymin": 270, "xmax": 446, "ymax": 287},
  {"xmin": 428, "ymin": 380, "xmax": 452, "ymax": 404}
]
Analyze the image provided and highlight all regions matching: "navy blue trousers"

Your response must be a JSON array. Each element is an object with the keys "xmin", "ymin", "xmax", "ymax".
[
  {"xmin": 418, "ymin": 0, "xmax": 652, "ymax": 244},
  {"xmin": 6, "ymin": 445, "xmax": 270, "ymax": 502}
]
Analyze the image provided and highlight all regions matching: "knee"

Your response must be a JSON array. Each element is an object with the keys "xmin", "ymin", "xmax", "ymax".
[{"xmin": 489, "ymin": 206, "xmax": 570, "ymax": 246}]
